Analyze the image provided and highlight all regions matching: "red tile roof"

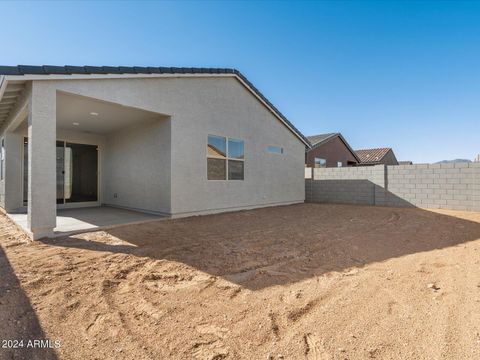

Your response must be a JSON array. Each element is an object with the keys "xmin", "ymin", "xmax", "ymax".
[{"xmin": 355, "ymin": 148, "xmax": 392, "ymax": 164}]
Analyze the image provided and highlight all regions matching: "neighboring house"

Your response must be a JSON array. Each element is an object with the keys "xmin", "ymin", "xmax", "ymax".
[
  {"xmin": 355, "ymin": 147, "xmax": 399, "ymax": 166},
  {"xmin": 398, "ymin": 161, "xmax": 413, "ymax": 165},
  {"xmin": 305, "ymin": 133, "xmax": 360, "ymax": 168},
  {"xmin": 0, "ymin": 65, "xmax": 310, "ymax": 239},
  {"xmin": 474, "ymin": 154, "xmax": 480, "ymax": 162}
]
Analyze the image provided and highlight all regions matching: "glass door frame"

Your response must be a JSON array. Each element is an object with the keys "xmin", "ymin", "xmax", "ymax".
[{"xmin": 22, "ymin": 137, "xmax": 101, "ymax": 208}]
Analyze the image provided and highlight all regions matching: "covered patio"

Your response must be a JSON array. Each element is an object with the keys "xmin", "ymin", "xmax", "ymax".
[
  {"xmin": 8, "ymin": 206, "xmax": 164, "ymax": 237},
  {"xmin": 1, "ymin": 80, "xmax": 171, "ymax": 239}
]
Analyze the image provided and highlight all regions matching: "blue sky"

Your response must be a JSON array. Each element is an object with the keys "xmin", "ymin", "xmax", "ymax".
[{"xmin": 1, "ymin": 1, "xmax": 479, "ymax": 163}]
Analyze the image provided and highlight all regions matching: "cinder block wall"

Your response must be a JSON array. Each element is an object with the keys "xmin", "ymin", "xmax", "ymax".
[
  {"xmin": 306, "ymin": 165, "xmax": 386, "ymax": 205},
  {"xmin": 305, "ymin": 163, "xmax": 480, "ymax": 211},
  {"xmin": 386, "ymin": 163, "xmax": 480, "ymax": 211}
]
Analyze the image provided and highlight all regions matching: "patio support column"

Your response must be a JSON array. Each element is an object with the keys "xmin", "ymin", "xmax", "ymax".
[
  {"xmin": 4, "ymin": 132, "xmax": 23, "ymax": 212},
  {"xmin": 27, "ymin": 83, "xmax": 56, "ymax": 239}
]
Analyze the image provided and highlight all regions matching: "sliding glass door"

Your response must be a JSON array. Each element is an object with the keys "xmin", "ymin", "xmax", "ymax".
[
  {"xmin": 24, "ymin": 139, "xmax": 98, "ymax": 205},
  {"xmin": 61, "ymin": 141, "xmax": 98, "ymax": 203}
]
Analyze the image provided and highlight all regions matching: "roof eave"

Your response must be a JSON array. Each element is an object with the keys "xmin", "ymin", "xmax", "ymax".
[
  {"xmin": 0, "ymin": 75, "xmax": 7, "ymax": 102},
  {"xmin": 308, "ymin": 133, "xmax": 360, "ymax": 162},
  {"xmin": 0, "ymin": 72, "xmax": 311, "ymax": 147}
]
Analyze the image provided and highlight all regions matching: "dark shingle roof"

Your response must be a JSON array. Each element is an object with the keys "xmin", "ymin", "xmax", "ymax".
[
  {"xmin": 307, "ymin": 133, "xmax": 338, "ymax": 146},
  {"xmin": 355, "ymin": 148, "xmax": 392, "ymax": 164},
  {"xmin": 0, "ymin": 65, "xmax": 310, "ymax": 146}
]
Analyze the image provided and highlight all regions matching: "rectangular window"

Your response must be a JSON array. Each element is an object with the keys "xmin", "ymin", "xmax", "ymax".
[
  {"xmin": 314, "ymin": 157, "xmax": 326, "ymax": 168},
  {"xmin": 337, "ymin": 161, "xmax": 343, "ymax": 167},
  {"xmin": 227, "ymin": 138, "xmax": 244, "ymax": 180},
  {"xmin": 1, "ymin": 138, "xmax": 4, "ymax": 180},
  {"xmin": 267, "ymin": 145, "xmax": 283, "ymax": 154},
  {"xmin": 207, "ymin": 135, "xmax": 244, "ymax": 180},
  {"xmin": 207, "ymin": 135, "xmax": 227, "ymax": 180}
]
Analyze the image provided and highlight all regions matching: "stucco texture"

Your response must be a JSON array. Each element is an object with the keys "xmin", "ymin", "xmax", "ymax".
[
  {"xmin": 1, "ymin": 75, "xmax": 305, "ymax": 237},
  {"xmin": 48, "ymin": 76, "xmax": 305, "ymax": 216}
]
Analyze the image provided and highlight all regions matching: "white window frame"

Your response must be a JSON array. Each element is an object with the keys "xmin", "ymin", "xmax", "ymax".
[
  {"xmin": 207, "ymin": 134, "xmax": 245, "ymax": 180},
  {"xmin": 337, "ymin": 161, "xmax": 343, "ymax": 167}
]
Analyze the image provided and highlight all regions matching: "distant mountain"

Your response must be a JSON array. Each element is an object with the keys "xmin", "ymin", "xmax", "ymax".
[{"xmin": 435, "ymin": 159, "xmax": 472, "ymax": 164}]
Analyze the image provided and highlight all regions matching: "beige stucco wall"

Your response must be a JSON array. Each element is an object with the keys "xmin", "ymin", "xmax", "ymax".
[
  {"xmin": 168, "ymin": 77, "xmax": 305, "ymax": 215},
  {"xmin": 103, "ymin": 119, "xmax": 171, "ymax": 214},
  {"xmin": 49, "ymin": 76, "xmax": 305, "ymax": 216},
  {"xmin": 0, "ymin": 75, "xmax": 305, "ymax": 236}
]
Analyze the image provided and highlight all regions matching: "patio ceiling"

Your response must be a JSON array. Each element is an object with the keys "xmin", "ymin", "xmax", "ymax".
[{"xmin": 56, "ymin": 91, "xmax": 169, "ymax": 134}]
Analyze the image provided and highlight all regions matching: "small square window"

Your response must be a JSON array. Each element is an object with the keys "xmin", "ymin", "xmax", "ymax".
[
  {"xmin": 337, "ymin": 162, "xmax": 343, "ymax": 167},
  {"xmin": 207, "ymin": 135, "xmax": 244, "ymax": 181},
  {"xmin": 314, "ymin": 157, "xmax": 326, "ymax": 168}
]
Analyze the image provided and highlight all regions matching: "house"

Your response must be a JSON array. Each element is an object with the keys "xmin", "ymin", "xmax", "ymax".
[
  {"xmin": 355, "ymin": 147, "xmax": 398, "ymax": 166},
  {"xmin": 305, "ymin": 132, "xmax": 359, "ymax": 168},
  {"xmin": 398, "ymin": 161, "xmax": 413, "ymax": 165},
  {"xmin": 0, "ymin": 65, "xmax": 310, "ymax": 239},
  {"xmin": 475, "ymin": 154, "xmax": 480, "ymax": 162}
]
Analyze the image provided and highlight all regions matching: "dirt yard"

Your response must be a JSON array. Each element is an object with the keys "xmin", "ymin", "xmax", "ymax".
[{"xmin": 1, "ymin": 203, "xmax": 480, "ymax": 360}]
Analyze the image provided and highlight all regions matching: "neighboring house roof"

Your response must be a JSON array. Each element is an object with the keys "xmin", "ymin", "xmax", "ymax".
[
  {"xmin": 398, "ymin": 161, "xmax": 413, "ymax": 165},
  {"xmin": 355, "ymin": 147, "xmax": 392, "ymax": 164},
  {"xmin": 0, "ymin": 65, "xmax": 311, "ymax": 147},
  {"xmin": 207, "ymin": 144, "xmax": 226, "ymax": 158},
  {"xmin": 307, "ymin": 132, "xmax": 360, "ymax": 163},
  {"xmin": 307, "ymin": 133, "xmax": 338, "ymax": 146}
]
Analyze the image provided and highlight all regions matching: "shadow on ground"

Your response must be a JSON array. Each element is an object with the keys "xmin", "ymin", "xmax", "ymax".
[
  {"xmin": 39, "ymin": 203, "xmax": 480, "ymax": 291},
  {"xmin": 0, "ymin": 246, "xmax": 58, "ymax": 360}
]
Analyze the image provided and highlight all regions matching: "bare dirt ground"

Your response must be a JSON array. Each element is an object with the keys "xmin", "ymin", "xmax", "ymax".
[{"xmin": 1, "ymin": 203, "xmax": 480, "ymax": 360}]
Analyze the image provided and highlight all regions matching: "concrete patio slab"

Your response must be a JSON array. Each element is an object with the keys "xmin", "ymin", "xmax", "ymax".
[{"xmin": 8, "ymin": 206, "xmax": 165, "ymax": 237}]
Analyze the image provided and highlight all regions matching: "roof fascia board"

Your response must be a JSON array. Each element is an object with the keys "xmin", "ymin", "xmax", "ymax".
[
  {"xmin": 387, "ymin": 148, "xmax": 398, "ymax": 163},
  {"xmin": 3, "ymin": 73, "xmax": 235, "ymax": 82},
  {"xmin": 4, "ymin": 73, "xmax": 310, "ymax": 147},
  {"xmin": 337, "ymin": 134, "xmax": 361, "ymax": 163},
  {"xmin": 233, "ymin": 76, "xmax": 310, "ymax": 147},
  {"xmin": 0, "ymin": 76, "xmax": 7, "ymax": 103},
  {"xmin": 308, "ymin": 133, "xmax": 361, "ymax": 163}
]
